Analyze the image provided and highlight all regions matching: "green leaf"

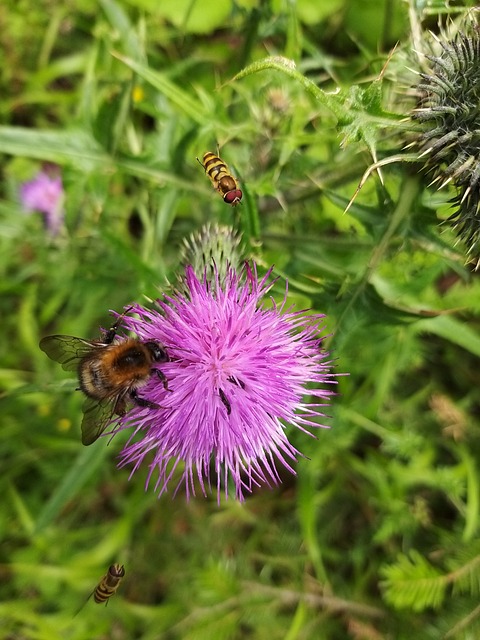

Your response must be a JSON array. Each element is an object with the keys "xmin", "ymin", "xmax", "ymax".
[
  {"xmin": 99, "ymin": 0, "xmax": 145, "ymax": 61},
  {"xmin": 381, "ymin": 551, "xmax": 447, "ymax": 611},
  {"xmin": 414, "ymin": 315, "xmax": 480, "ymax": 357},
  {"xmin": 112, "ymin": 52, "xmax": 209, "ymax": 124},
  {"xmin": 0, "ymin": 127, "xmax": 111, "ymax": 172},
  {"xmin": 34, "ymin": 444, "xmax": 109, "ymax": 534},
  {"xmin": 337, "ymin": 82, "xmax": 403, "ymax": 160},
  {"xmin": 127, "ymin": 0, "xmax": 233, "ymax": 35}
]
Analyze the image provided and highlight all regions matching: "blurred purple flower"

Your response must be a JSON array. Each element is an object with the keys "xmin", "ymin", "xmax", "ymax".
[
  {"xmin": 114, "ymin": 263, "xmax": 337, "ymax": 501},
  {"xmin": 20, "ymin": 171, "xmax": 64, "ymax": 235}
]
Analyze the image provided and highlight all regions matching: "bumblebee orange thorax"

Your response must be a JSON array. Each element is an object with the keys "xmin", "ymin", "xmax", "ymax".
[{"xmin": 78, "ymin": 339, "xmax": 152, "ymax": 400}]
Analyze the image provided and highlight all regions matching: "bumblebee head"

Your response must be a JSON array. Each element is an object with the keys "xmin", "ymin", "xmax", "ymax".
[{"xmin": 145, "ymin": 342, "xmax": 169, "ymax": 363}]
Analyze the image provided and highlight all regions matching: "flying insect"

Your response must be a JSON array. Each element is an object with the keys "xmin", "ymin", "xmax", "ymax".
[
  {"xmin": 39, "ymin": 311, "xmax": 169, "ymax": 445},
  {"xmin": 93, "ymin": 563, "xmax": 125, "ymax": 605},
  {"xmin": 198, "ymin": 151, "xmax": 242, "ymax": 206}
]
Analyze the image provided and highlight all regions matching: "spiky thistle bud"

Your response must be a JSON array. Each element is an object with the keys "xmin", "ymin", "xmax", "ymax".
[
  {"xmin": 414, "ymin": 26, "xmax": 480, "ymax": 261},
  {"xmin": 179, "ymin": 223, "xmax": 244, "ymax": 288}
]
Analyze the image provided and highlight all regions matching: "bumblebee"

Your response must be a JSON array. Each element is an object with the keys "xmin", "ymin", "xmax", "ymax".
[
  {"xmin": 39, "ymin": 311, "xmax": 169, "ymax": 445},
  {"xmin": 198, "ymin": 151, "xmax": 242, "ymax": 206},
  {"xmin": 93, "ymin": 564, "xmax": 125, "ymax": 605}
]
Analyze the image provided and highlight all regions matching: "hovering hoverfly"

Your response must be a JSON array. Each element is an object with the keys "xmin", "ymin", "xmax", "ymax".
[
  {"xmin": 39, "ymin": 310, "xmax": 169, "ymax": 445},
  {"xmin": 198, "ymin": 151, "xmax": 242, "ymax": 206},
  {"xmin": 93, "ymin": 563, "xmax": 125, "ymax": 606},
  {"xmin": 75, "ymin": 563, "xmax": 126, "ymax": 616}
]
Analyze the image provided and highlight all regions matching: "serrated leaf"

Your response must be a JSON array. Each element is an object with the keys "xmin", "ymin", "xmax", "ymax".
[
  {"xmin": 338, "ymin": 82, "xmax": 401, "ymax": 157},
  {"xmin": 381, "ymin": 551, "xmax": 447, "ymax": 611}
]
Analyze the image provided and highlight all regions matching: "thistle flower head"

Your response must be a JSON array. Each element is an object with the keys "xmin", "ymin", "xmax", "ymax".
[
  {"xmin": 19, "ymin": 170, "xmax": 65, "ymax": 235},
  {"xmin": 414, "ymin": 27, "xmax": 480, "ymax": 260},
  {"xmin": 179, "ymin": 223, "xmax": 243, "ymax": 292},
  {"xmin": 113, "ymin": 262, "xmax": 336, "ymax": 501}
]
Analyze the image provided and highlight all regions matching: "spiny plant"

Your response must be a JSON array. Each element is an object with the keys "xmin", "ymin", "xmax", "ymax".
[{"xmin": 414, "ymin": 22, "xmax": 480, "ymax": 263}]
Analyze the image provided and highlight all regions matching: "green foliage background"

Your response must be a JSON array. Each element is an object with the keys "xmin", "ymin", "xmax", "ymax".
[{"xmin": 2, "ymin": 0, "xmax": 480, "ymax": 638}]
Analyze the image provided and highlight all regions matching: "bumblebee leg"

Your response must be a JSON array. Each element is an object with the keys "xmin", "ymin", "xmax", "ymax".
[
  {"xmin": 103, "ymin": 320, "xmax": 121, "ymax": 344},
  {"xmin": 103, "ymin": 306, "xmax": 134, "ymax": 344},
  {"xmin": 130, "ymin": 389, "xmax": 159, "ymax": 409},
  {"xmin": 219, "ymin": 388, "xmax": 231, "ymax": 415},
  {"xmin": 154, "ymin": 369, "xmax": 170, "ymax": 391}
]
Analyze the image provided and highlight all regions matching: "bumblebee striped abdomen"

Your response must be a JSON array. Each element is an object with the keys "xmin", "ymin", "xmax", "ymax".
[
  {"xmin": 200, "ymin": 151, "xmax": 242, "ymax": 206},
  {"xmin": 93, "ymin": 564, "xmax": 125, "ymax": 605}
]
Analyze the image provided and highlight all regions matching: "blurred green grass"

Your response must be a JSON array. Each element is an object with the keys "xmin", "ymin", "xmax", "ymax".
[{"xmin": 2, "ymin": 0, "xmax": 480, "ymax": 638}]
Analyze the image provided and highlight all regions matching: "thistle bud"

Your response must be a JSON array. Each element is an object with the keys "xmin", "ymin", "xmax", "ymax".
[{"xmin": 414, "ymin": 27, "xmax": 480, "ymax": 262}]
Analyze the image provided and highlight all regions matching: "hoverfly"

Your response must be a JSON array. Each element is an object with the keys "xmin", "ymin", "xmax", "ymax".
[
  {"xmin": 75, "ymin": 563, "xmax": 126, "ymax": 616},
  {"xmin": 93, "ymin": 563, "xmax": 125, "ymax": 605},
  {"xmin": 198, "ymin": 151, "xmax": 242, "ymax": 206}
]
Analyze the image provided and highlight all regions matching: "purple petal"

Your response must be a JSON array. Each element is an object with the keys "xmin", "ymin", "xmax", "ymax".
[{"xmin": 111, "ymin": 262, "xmax": 338, "ymax": 501}]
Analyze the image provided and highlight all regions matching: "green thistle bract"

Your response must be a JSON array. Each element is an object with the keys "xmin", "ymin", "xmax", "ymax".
[
  {"xmin": 180, "ymin": 223, "xmax": 243, "ymax": 282},
  {"xmin": 414, "ymin": 28, "xmax": 480, "ymax": 260}
]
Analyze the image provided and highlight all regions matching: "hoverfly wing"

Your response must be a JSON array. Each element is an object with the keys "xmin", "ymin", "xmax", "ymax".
[
  {"xmin": 39, "ymin": 335, "xmax": 93, "ymax": 372},
  {"xmin": 73, "ymin": 589, "xmax": 95, "ymax": 618},
  {"xmin": 80, "ymin": 398, "xmax": 118, "ymax": 446}
]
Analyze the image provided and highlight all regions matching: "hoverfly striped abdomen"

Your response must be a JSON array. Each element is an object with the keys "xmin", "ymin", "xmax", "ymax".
[
  {"xmin": 199, "ymin": 151, "xmax": 242, "ymax": 206},
  {"xmin": 93, "ymin": 563, "xmax": 125, "ymax": 605}
]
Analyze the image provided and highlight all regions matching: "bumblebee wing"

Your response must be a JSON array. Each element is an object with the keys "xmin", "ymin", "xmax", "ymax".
[
  {"xmin": 81, "ymin": 389, "xmax": 130, "ymax": 446},
  {"xmin": 80, "ymin": 398, "xmax": 119, "ymax": 446},
  {"xmin": 39, "ymin": 335, "xmax": 94, "ymax": 372}
]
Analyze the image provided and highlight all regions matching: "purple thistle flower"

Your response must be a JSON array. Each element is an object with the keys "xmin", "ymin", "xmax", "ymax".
[
  {"xmin": 20, "ymin": 170, "xmax": 64, "ymax": 235},
  {"xmin": 114, "ymin": 262, "xmax": 337, "ymax": 501}
]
